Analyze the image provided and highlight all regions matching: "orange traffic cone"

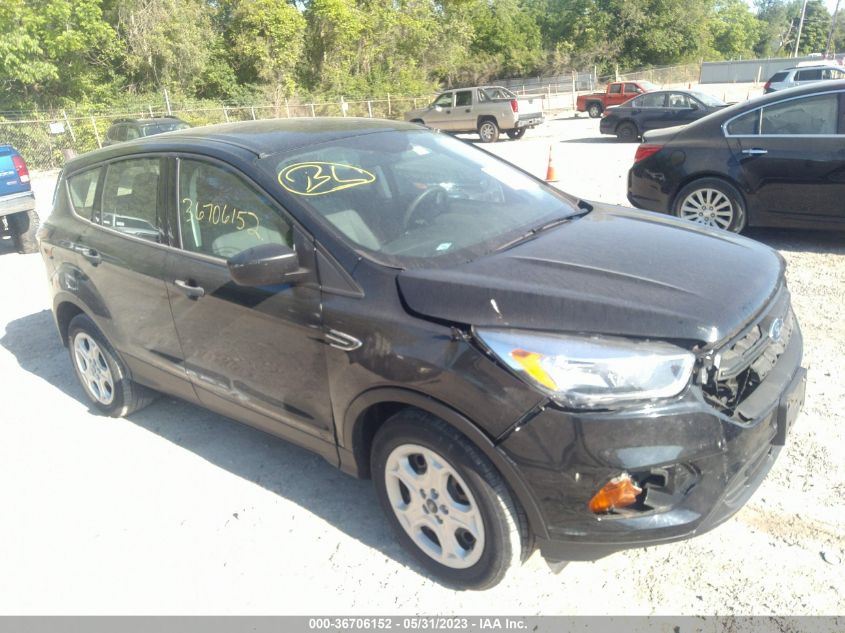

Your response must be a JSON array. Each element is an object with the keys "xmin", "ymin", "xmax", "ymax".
[{"xmin": 545, "ymin": 145, "xmax": 558, "ymax": 182}]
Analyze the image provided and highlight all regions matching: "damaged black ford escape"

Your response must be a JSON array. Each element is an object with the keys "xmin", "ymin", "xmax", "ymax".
[{"xmin": 38, "ymin": 119, "xmax": 806, "ymax": 589}]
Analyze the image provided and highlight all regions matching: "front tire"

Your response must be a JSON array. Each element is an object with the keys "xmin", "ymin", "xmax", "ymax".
[
  {"xmin": 506, "ymin": 128, "xmax": 526, "ymax": 140},
  {"xmin": 67, "ymin": 314, "xmax": 156, "ymax": 416},
  {"xmin": 372, "ymin": 410, "xmax": 529, "ymax": 589},
  {"xmin": 673, "ymin": 178, "xmax": 746, "ymax": 232},
  {"xmin": 587, "ymin": 103, "xmax": 603, "ymax": 118},
  {"xmin": 477, "ymin": 119, "xmax": 500, "ymax": 143},
  {"xmin": 8, "ymin": 209, "xmax": 40, "ymax": 254}
]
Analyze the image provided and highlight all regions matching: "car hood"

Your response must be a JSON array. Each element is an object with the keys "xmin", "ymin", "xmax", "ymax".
[
  {"xmin": 404, "ymin": 107, "xmax": 429, "ymax": 121},
  {"xmin": 397, "ymin": 204, "xmax": 784, "ymax": 346}
]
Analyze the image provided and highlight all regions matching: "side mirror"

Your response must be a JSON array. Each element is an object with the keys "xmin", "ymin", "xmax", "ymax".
[
  {"xmin": 227, "ymin": 243, "xmax": 301, "ymax": 287},
  {"xmin": 689, "ymin": 102, "xmax": 699, "ymax": 110}
]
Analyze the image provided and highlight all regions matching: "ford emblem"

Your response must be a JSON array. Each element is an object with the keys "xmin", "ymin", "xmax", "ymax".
[{"xmin": 768, "ymin": 317, "xmax": 784, "ymax": 342}]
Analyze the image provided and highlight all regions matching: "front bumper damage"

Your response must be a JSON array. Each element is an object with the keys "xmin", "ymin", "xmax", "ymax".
[{"xmin": 496, "ymin": 318, "xmax": 805, "ymax": 563}]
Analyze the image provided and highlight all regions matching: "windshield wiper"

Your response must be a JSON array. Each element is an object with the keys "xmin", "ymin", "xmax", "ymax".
[{"xmin": 495, "ymin": 211, "xmax": 588, "ymax": 252}]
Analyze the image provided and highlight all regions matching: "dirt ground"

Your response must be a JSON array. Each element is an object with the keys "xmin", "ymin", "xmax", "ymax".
[{"xmin": 1, "ymin": 117, "xmax": 843, "ymax": 615}]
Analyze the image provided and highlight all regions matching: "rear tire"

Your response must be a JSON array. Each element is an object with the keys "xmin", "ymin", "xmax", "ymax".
[
  {"xmin": 8, "ymin": 209, "xmax": 40, "ymax": 254},
  {"xmin": 587, "ymin": 103, "xmax": 603, "ymax": 118},
  {"xmin": 67, "ymin": 314, "xmax": 156, "ymax": 417},
  {"xmin": 672, "ymin": 178, "xmax": 746, "ymax": 233},
  {"xmin": 372, "ymin": 409, "xmax": 529, "ymax": 589},
  {"xmin": 616, "ymin": 122, "xmax": 638, "ymax": 143},
  {"xmin": 477, "ymin": 119, "xmax": 500, "ymax": 143},
  {"xmin": 506, "ymin": 128, "xmax": 527, "ymax": 140}
]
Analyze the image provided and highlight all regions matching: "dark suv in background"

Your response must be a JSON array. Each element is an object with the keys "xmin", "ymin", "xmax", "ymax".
[
  {"xmin": 0, "ymin": 144, "xmax": 38, "ymax": 253},
  {"xmin": 103, "ymin": 117, "xmax": 191, "ymax": 146},
  {"xmin": 38, "ymin": 119, "xmax": 805, "ymax": 589}
]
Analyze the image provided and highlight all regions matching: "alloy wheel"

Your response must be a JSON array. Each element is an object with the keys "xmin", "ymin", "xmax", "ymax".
[
  {"xmin": 72, "ymin": 332, "xmax": 116, "ymax": 405},
  {"xmin": 678, "ymin": 188, "xmax": 735, "ymax": 230},
  {"xmin": 384, "ymin": 443, "xmax": 485, "ymax": 569},
  {"xmin": 479, "ymin": 122, "xmax": 497, "ymax": 142}
]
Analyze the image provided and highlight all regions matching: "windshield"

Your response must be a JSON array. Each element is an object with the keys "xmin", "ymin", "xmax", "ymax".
[
  {"xmin": 638, "ymin": 81, "xmax": 660, "ymax": 91},
  {"xmin": 692, "ymin": 92, "xmax": 725, "ymax": 107},
  {"xmin": 141, "ymin": 121, "xmax": 190, "ymax": 136},
  {"xmin": 259, "ymin": 130, "xmax": 581, "ymax": 268}
]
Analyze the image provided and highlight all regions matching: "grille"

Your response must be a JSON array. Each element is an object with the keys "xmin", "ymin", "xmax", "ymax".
[{"xmin": 702, "ymin": 297, "xmax": 794, "ymax": 419}]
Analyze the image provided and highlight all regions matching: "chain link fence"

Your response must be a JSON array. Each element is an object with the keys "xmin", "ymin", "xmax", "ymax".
[
  {"xmin": 1, "ymin": 63, "xmax": 705, "ymax": 172},
  {"xmin": 0, "ymin": 94, "xmax": 440, "ymax": 172}
]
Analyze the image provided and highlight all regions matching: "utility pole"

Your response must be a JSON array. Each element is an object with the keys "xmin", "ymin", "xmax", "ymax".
[
  {"xmin": 794, "ymin": 0, "xmax": 809, "ymax": 57},
  {"xmin": 826, "ymin": 0, "xmax": 842, "ymax": 57}
]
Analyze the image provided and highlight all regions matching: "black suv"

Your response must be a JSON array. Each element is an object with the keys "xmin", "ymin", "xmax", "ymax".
[
  {"xmin": 38, "ymin": 119, "xmax": 806, "ymax": 589},
  {"xmin": 103, "ymin": 117, "xmax": 191, "ymax": 146}
]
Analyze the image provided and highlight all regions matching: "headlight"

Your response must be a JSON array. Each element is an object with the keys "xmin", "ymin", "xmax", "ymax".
[{"xmin": 475, "ymin": 329, "xmax": 695, "ymax": 408}]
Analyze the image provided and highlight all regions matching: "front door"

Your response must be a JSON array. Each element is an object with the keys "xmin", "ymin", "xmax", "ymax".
[
  {"xmin": 165, "ymin": 157, "xmax": 334, "ymax": 444},
  {"xmin": 426, "ymin": 92, "xmax": 456, "ymax": 130},
  {"xmin": 727, "ymin": 91, "xmax": 845, "ymax": 225}
]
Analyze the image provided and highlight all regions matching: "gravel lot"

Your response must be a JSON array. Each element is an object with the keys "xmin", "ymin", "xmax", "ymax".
[{"xmin": 1, "ymin": 117, "xmax": 843, "ymax": 615}]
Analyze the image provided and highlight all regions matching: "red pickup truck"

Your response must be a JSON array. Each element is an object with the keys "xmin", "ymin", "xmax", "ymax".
[{"xmin": 576, "ymin": 81, "xmax": 658, "ymax": 118}]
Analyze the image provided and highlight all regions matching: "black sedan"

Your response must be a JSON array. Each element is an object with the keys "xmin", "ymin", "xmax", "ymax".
[
  {"xmin": 600, "ymin": 90, "xmax": 726, "ymax": 141},
  {"xmin": 628, "ymin": 80, "xmax": 845, "ymax": 232}
]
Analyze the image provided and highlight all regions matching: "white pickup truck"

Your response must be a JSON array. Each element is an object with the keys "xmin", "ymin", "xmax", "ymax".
[{"xmin": 404, "ymin": 86, "xmax": 544, "ymax": 142}]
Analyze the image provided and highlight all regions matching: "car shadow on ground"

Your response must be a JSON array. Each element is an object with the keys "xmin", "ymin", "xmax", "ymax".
[
  {"xmin": 744, "ymin": 227, "xmax": 845, "ymax": 255},
  {"xmin": 0, "ymin": 308, "xmax": 432, "ymax": 581},
  {"xmin": 558, "ymin": 136, "xmax": 619, "ymax": 144}
]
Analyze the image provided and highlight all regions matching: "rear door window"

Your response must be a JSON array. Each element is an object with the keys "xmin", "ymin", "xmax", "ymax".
[
  {"xmin": 795, "ymin": 69, "xmax": 823, "ymax": 82},
  {"xmin": 99, "ymin": 158, "xmax": 163, "ymax": 242},
  {"xmin": 455, "ymin": 90, "xmax": 473, "ymax": 107},
  {"xmin": 609, "ymin": 84, "xmax": 622, "ymax": 94},
  {"xmin": 760, "ymin": 93, "xmax": 838, "ymax": 135},
  {"xmin": 634, "ymin": 93, "xmax": 666, "ymax": 108}
]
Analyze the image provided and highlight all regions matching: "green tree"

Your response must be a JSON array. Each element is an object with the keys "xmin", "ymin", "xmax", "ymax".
[
  {"xmin": 711, "ymin": 0, "xmax": 762, "ymax": 59},
  {"xmin": 0, "ymin": 0, "xmax": 119, "ymax": 109},
  {"xmin": 116, "ymin": 0, "xmax": 214, "ymax": 93},
  {"xmin": 225, "ymin": 0, "xmax": 306, "ymax": 99}
]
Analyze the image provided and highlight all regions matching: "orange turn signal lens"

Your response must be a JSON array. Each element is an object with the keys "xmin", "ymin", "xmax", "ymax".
[
  {"xmin": 588, "ymin": 473, "xmax": 642, "ymax": 514},
  {"xmin": 510, "ymin": 349, "xmax": 557, "ymax": 390}
]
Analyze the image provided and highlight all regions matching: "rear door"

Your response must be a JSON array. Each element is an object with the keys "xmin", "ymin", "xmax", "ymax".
[
  {"xmin": 629, "ymin": 92, "xmax": 668, "ymax": 132},
  {"xmin": 74, "ymin": 155, "xmax": 192, "ymax": 397},
  {"xmin": 164, "ymin": 156, "xmax": 334, "ymax": 446},
  {"xmin": 451, "ymin": 89, "xmax": 475, "ymax": 131},
  {"xmin": 725, "ymin": 90, "xmax": 845, "ymax": 225}
]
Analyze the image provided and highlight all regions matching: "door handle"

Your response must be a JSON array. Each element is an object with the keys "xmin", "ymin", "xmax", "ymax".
[
  {"xmin": 741, "ymin": 148, "xmax": 768, "ymax": 155},
  {"xmin": 173, "ymin": 279, "xmax": 205, "ymax": 299},
  {"xmin": 80, "ymin": 247, "xmax": 101, "ymax": 265},
  {"xmin": 465, "ymin": 108, "xmax": 471, "ymax": 113},
  {"xmin": 445, "ymin": 110, "xmax": 451, "ymax": 114}
]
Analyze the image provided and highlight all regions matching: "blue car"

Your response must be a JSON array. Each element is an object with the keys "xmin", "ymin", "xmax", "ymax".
[{"xmin": 0, "ymin": 145, "xmax": 38, "ymax": 253}]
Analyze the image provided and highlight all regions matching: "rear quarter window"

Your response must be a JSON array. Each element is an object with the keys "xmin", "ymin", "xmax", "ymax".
[
  {"xmin": 769, "ymin": 72, "xmax": 789, "ymax": 83},
  {"xmin": 67, "ymin": 168, "xmax": 101, "ymax": 219}
]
